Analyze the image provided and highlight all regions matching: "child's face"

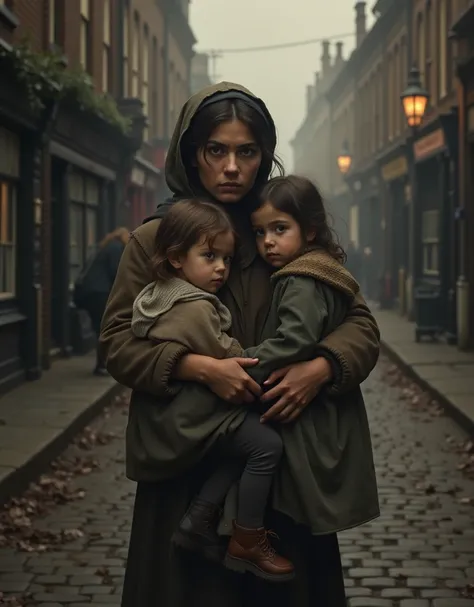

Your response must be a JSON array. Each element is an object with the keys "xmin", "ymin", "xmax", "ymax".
[
  {"xmin": 251, "ymin": 202, "xmax": 306, "ymax": 268},
  {"xmin": 170, "ymin": 230, "xmax": 235, "ymax": 293}
]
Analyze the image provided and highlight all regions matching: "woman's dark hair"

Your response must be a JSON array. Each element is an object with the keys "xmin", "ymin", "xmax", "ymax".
[
  {"xmin": 151, "ymin": 199, "xmax": 235, "ymax": 281},
  {"xmin": 181, "ymin": 98, "xmax": 284, "ymax": 194},
  {"xmin": 258, "ymin": 175, "xmax": 347, "ymax": 264}
]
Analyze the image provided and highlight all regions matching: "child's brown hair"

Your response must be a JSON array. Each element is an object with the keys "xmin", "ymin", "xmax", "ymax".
[
  {"xmin": 151, "ymin": 199, "xmax": 235, "ymax": 281},
  {"xmin": 257, "ymin": 175, "xmax": 346, "ymax": 264}
]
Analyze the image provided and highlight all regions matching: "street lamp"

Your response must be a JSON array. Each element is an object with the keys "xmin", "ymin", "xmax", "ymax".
[
  {"xmin": 401, "ymin": 65, "xmax": 429, "ymax": 129},
  {"xmin": 337, "ymin": 140, "xmax": 352, "ymax": 175}
]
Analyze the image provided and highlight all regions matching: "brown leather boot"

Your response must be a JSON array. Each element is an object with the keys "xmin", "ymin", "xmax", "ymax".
[
  {"xmin": 224, "ymin": 521, "xmax": 295, "ymax": 582},
  {"xmin": 171, "ymin": 498, "xmax": 226, "ymax": 563}
]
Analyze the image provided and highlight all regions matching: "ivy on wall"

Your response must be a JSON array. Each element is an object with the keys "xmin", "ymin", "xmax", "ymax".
[{"xmin": 0, "ymin": 42, "xmax": 131, "ymax": 135}]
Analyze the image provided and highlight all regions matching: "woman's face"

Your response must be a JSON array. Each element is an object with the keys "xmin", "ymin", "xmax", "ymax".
[{"xmin": 196, "ymin": 119, "xmax": 262, "ymax": 204}]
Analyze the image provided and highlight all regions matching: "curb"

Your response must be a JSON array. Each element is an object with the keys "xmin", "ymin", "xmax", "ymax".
[
  {"xmin": 381, "ymin": 340, "xmax": 474, "ymax": 437},
  {"xmin": 0, "ymin": 382, "xmax": 124, "ymax": 505}
]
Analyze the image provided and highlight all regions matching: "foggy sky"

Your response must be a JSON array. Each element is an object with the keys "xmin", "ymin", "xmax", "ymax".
[{"xmin": 190, "ymin": 1, "xmax": 374, "ymax": 171}]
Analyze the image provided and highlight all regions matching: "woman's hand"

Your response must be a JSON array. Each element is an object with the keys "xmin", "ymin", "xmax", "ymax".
[
  {"xmin": 203, "ymin": 357, "xmax": 262, "ymax": 405},
  {"xmin": 260, "ymin": 357, "xmax": 333, "ymax": 424}
]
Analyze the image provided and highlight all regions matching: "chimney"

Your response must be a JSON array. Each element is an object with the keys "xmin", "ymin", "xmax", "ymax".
[
  {"xmin": 335, "ymin": 42, "xmax": 344, "ymax": 66},
  {"xmin": 321, "ymin": 40, "xmax": 331, "ymax": 77},
  {"xmin": 314, "ymin": 72, "xmax": 321, "ymax": 96},
  {"xmin": 355, "ymin": 1, "xmax": 367, "ymax": 47}
]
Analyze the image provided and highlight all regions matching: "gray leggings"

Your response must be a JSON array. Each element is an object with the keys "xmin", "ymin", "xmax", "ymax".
[{"xmin": 198, "ymin": 412, "xmax": 283, "ymax": 528}]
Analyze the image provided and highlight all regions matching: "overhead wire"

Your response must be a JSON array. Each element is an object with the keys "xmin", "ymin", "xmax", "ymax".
[{"xmin": 200, "ymin": 31, "xmax": 355, "ymax": 55}]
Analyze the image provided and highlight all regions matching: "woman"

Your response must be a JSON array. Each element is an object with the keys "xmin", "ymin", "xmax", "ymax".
[
  {"xmin": 76, "ymin": 227, "xmax": 129, "ymax": 375},
  {"xmin": 100, "ymin": 83, "xmax": 380, "ymax": 606}
]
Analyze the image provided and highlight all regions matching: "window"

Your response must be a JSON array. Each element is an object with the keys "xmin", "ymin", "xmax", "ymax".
[
  {"xmin": 123, "ymin": 2, "xmax": 130, "ymax": 96},
  {"xmin": 102, "ymin": 0, "xmax": 111, "ymax": 92},
  {"xmin": 0, "ymin": 127, "xmax": 19, "ymax": 298},
  {"xmin": 417, "ymin": 14, "xmax": 425, "ymax": 83},
  {"xmin": 49, "ymin": 0, "xmax": 56, "ymax": 45},
  {"xmin": 425, "ymin": 3, "xmax": 432, "ymax": 99},
  {"xmin": 142, "ymin": 26, "xmax": 149, "ymax": 140},
  {"xmin": 68, "ymin": 170, "xmax": 100, "ymax": 286},
  {"xmin": 152, "ymin": 36, "xmax": 158, "ymax": 137},
  {"xmin": 439, "ymin": 0, "xmax": 447, "ymax": 99},
  {"xmin": 80, "ymin": 0, "xmax": 90, "ymax": 71},
  {"xmin": 132, "ymin": 12, "xmax": 139, "ymax": 98},
  {"xmin": 422, "ymin": 210, "xmax": 439, "ymax": 275},
  {"xmin": 388, "ymin": 54, "xmax": 394, "ymax": 140}
]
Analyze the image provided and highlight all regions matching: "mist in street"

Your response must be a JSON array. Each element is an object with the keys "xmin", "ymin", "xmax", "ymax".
[{"xmin": 190, "ymin": 0, "xmax": 373, "ymax": 169}]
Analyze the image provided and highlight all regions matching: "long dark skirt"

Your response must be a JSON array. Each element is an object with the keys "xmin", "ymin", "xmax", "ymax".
[{"xmin": 121, "ymin": 477, "xmax": 347, "ymax": 607}]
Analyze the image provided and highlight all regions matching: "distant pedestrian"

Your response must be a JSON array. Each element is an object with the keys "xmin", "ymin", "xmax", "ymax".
[{"xmin": 74, "ymin": 227, "xmax": 129, "ymax": 375}]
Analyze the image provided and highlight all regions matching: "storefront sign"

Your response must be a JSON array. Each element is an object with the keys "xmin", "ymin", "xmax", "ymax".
[
  {"xmin": 414, "ymin": 128, "xmax": 445, "ymax": 162},
  {"xmin": 381, "ymin": 156, "xmax": 408, "ymax": 182},
  {"xmin": 468, "ymin": 105, "xmax": 474, "ymax": 133}
]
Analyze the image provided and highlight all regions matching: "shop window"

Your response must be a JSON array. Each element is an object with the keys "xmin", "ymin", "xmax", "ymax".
[
  {"xmin": 422, "ymin": 210, "xmax": 439, "ymax": 276},
  {"xmin": 0, "ymin": 183, "xmax": 16, "ymax": 297},
  {"xmin": 68, "ymin": 170, "xmax": 99, "ymax": 286},
  {"xmin": 0, "ymin": 126, "xmax": 19, "ymax": 298}
]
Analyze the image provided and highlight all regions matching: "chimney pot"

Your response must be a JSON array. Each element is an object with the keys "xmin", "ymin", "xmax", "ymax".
[
  {"xmin": 321, "ymin": 40, "xmax": 331, "ymax": 77},
  {"xmin": 355, "ymin": 1, "xmax": 367, "ymax": 47}
]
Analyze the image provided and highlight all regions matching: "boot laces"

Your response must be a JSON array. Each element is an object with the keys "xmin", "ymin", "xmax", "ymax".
[{"xmin": 257, "ymin": 529, "xmax": 278, "ymax": 559}]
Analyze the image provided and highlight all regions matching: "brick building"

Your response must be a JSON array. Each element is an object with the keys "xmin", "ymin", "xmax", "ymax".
[
  {"xmin": 291, "ymin": 40, "xmax": 348, "ymax": 243},
  {"xmin": 0, "ymin": 0, "xmax": 195, "ymax": 395},
  {"xmin": 123, "ymin": 0, "xmax": 195, "ymax": 229},
  {"xmin": 293, "ymin": 0, "xmax": 473, "ymax": 349}
]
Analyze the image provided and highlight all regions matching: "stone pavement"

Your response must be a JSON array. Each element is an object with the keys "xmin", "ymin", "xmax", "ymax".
[
  {"xmin": 0, "ymin": 357, "xmax": 473, "ymax": 606},
  {"xmin": 374, "ymin": 308, "xmax": 474, "ymax": 433},
  {"xmin": 0, "ymin": 353, "xmax": 120, "ymax": 505}
]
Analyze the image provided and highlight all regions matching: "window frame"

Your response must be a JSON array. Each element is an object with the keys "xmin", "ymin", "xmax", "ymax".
[{"xmin": 80, "ymin": 0, "xmax": 91, "ymax": 72}]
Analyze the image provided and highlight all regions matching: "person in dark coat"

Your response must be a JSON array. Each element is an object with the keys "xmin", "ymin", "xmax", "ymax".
[
  {"xmin": 99, "ymin": 82, "xmax": 380, "ymax": 607},
  {"xmin": 79, "ymin": 227, "xmax": 129, "ymax": 375}
]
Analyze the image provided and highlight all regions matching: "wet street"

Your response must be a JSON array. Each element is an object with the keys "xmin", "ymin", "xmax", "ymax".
[{"xmin": 0, "ymin": 356, "xmax": 473, "ymax": 607}]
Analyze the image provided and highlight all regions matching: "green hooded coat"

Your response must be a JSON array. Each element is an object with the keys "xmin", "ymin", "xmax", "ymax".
[{"xmin": 100, "ymin": 82, "xmax": 380, "ymax": 607}]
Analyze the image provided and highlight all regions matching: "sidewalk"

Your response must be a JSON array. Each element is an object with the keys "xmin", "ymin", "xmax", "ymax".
[
  {"xmin": 374, "ymin": 307, "xmax": 474, "ymax": 433},
  {"xmin": 0, "ymin": 353, "xmax": 122, "ymax": 504}
]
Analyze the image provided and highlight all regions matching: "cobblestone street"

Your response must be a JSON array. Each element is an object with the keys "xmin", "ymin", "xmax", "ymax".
[{"xmin": 0, "ymin": 356, "xmax": 473, "ymax": 607}]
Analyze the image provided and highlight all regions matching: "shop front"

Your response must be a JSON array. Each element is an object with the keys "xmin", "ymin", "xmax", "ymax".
[
  {"xmin": 0, "ymin": 65, "xmax": 56, "ymax": 394},
  {"xmin": 411, "ymin": 116, "xmax": 458, "ymax": 342},
  {"xmin": 347, "ymin": 168, "xmax": 383, "ymax": 302},
  {"xmin": 379, "ymin": 152, "xmax": 409, "ymax": 312},
  {"xmin": 46, "ymin": 104, "xmax": 138, "ymax": 361}
]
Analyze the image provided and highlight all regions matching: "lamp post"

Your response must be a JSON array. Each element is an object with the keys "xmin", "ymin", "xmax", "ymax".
[
  {"xmin": 400, "ymin": 64, "xmax": 429, "ymax": 323},
  {"xmin": 401, "ymin": 65, "xmax": 429, "ymax": 129},
  {"xmin": 337, "ymin": 140, "xmax": 352, "ymax": 176}
]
